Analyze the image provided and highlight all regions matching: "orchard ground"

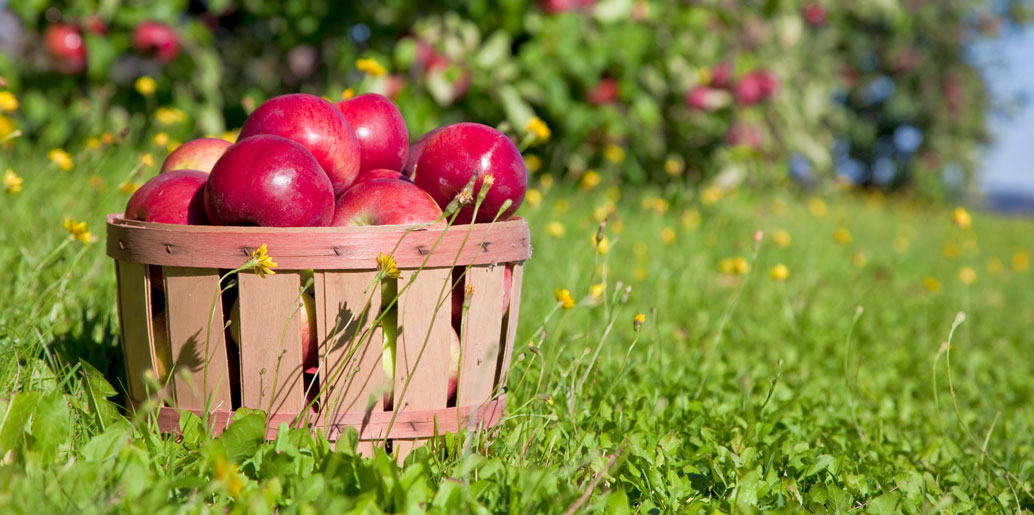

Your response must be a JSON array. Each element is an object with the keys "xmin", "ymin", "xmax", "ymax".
[{"xmin": 1, "ymin": 145, "xmax": 1034, "ymax": 512}]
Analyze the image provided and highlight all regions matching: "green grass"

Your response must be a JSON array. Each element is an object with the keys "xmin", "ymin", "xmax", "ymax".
[{"xmin": 2, "ymin": 142, "xmax": 1034, "ymax": 513}]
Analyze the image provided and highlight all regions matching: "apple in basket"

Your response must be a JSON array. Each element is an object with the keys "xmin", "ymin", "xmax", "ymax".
[
  {"xmin": 402, "ymin": 126, "xmax": 444, "ymax": 179},
  {"xmin": 160, "ymin": 138, "xmax": 232, "ymax": 174},
  {"xmin": 205, "ymin": 134, "xmax": 335, "ymax": 227},
  {"xmin": 331, "ymin": 178, "xmax": 442, "ymax": 227},
  {"xmin": 239, "ymin": 93, "xmax": 361, "ymax": 195},
  {"xmin": 228, "ymin": 292, "xmax": 319, "ymax": 373},
  {"xmin": 124, "ymin": 169, "xmax": 209, "ymax": 225},
  {"xmin": 336, "ymin": 93, "xmax": 409, "ymax": 174},
  {"xmin": 350, "ymin": 168, "xmax": 412, "ymax": 188},
  {"xmin": 413, "ymin": 123, "xmax": 527, "ymax": 224}
]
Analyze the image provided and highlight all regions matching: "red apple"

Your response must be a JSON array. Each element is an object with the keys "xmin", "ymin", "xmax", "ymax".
[
  {"xmin": 44, "ymin": 24, "xmax": 86, "ymax": 74},
  {"xmin": 132, "ymin": 21, "xmax": 180, "ymax": 62},
  {"xmin": 587, "ymin": 77, "xmax": 618, "ymax": 106},
  {"xmin": 336, "ymin": 93, "xmax": 409, "ymax": 174},
  {"xmin": 802, "ymin": 2, "xmax": 827, "ymax": 27},
  {"xmin": 331, "ymin": 179, "xmax": 442, "ymax": 227},
  {"xmin": 447, "ymin": 328, "xmax": 461, "ymax": 403},
  {"xmin": 160, "ymin": 138, "xmax": 232, "ymax": 174},
  {"xmin": 735, "ymin": 70, "xmax": 780, "ymax": 105},
  {"xmin": 239, "ymin": 93, "xmax": 361, "ymax": 195},
  {"xmin": 124, "ymin": 170, "xmax": 209, "ymax": 225},
  {"xmin": 205, "ymin": 135, "xmax": 334, "ymax": 227},
  {"xmin": 402, "ymin": 127, "xmax": 444, "ymax": 179},
  {"xmin": 413, "ymin": 123, "xmax": 526, "ymax": 224},
  {"xmin": 685, "ymin": 86, "xmax": 728, "ymax": 111},
  {"xmin": 229, "ymin": 292, "xmax": 318, "ymax": 373},
  {"xmin": 351, "ymin": 169, "xmax": 411, "ymax": 188}
]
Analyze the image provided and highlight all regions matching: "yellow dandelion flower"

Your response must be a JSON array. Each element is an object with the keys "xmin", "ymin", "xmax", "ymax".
[
  {"xmin": 923, "ymin": 277, "xmax": 941, "ymax": 292},
  {"xmin": 155, "ymin": 107, "xmax": 188, "ymax": 125},
  {"xmin": 546, "ymin": 221, "xmax": 565, "ymax": 238},
  {"xmin": 118, "ymin": 181, "xmax": 142, "ymax": 194},
  {"xmin": 676, "ymin": 210, "xmax": 699, "ymax": 232},
  {"xmin": 700, "ymin": 186, "xmax": 722, "ymax": 206},
  {"xmin": 153, "ymin": 132, "xmax": 170, "ymax": 147},
  {"xmin": 770, "ymin": 264, "xmax": 789, "ymax": 281},
  {"xmin": 525, "ymin": 188, "xmax": 542, "ymax": 207},
  {"xmin": 524, "ymin": 116, "xmax": 551, "ymax": 143},
  {"xmin": 772, "ymin": 230, "xmax": 791, "ymax": 248},
  {"xmin": 539, "ymin": 173, "xmax": 554, "ymax": 190},
  {"xmin": 893, "ymin": 235, "xmax": 910, "ymax": 254},
  {"xmin": 244, "ymin": 244, "xmax": 277, "ymax": 277},
  {"xmin": 633, "ymin": 313, "xmax": 646, "ymax": 332},
  {"xmin": 647, "ymin": 197, "xmax": 669, "ymax": 214},
  {"xmin": 719, "ymin": 258, "xmax": 735, "ymax": 274},
  {"xmin": 0, "ymin": 115, "xmax": 15, "ymax": 140},
  {"xmin": 48, "ymin": 149, "xmax": 74, "ymax": 171},
  {"xmin": 942, "ymin": 242, "xmax": 959, "ymax": 259},
  {"xmin": 356, "ymin": 58, "xmax": 387, "ymax": 77},
  {"xmin": 958, "ymin": 266, "xmax": 977, "ymax": 285},
  {"xmin": 135, "ymin": 76, "xmax": 157, "ymax": 96},
  {"xmin": 808, "ymin": 197, "xmax": 828, "ymax": 218},
  {"xmin": 951, "ymin": 207, "xmax": 972, "ymax": 230},
  {"xmin": 376, "ymin": 252, "xmax": 400, "ymax": 280},
  {"xmin": 594, "ymin": 236, "xmax": 610, "ymax": 255},
  {"xmin": 852, "ymin": 251, "xmax": 867, "ymax": 268},
  {"xmin": 1012, "ymin": 250, "xmax": 1029, "ymax": 272},
  {"xmin": 101, "ymin": 132, "xmax": 116, "ymax": 144},
  {"xmin": 592, "ymin": 202, "xmax": 615, "ymax": 222},
  {"xmin": 554, "ymin": 199, "xmax": 570, "ymax": 213},
  {"xmin": 3, "ymin": 169, "xmax": 22, "ymax": 194},
  {"xmin": 986, "ymin": 257, "xmax": 1003, "ymax": 276},
  {"xmin": 555, "ymin": 288, "xmax": 575, "ymax": 310},
  {"xmin": 62, "ymin": 217, "xmax": 94, "ymax": 245},
  {"xmin": 633, "ymin": 267, "xmax": 647, "ymax": 281},
  {"xmin": 140, "ymin": 153, "xmax": 154, "ymax": 167},
  {"xmin": 833, "ymin": 227, "xmax": 851, "ymax": 245},
  {"xmin": 341, "ymin": 88, "xmax": 355, "ymax": 100},
  {"xmin": 525, "ymin": 154, "xmax": 542, "ymax": 173},
  {"xmin": 603, "ymin": 144, "xmax": 625, "ymax": 163},
  {"xmin": 660, "ymin": 227, "xmax": 675, "ymax": 244},
  {"xmin": 721, "ymin": 257, "xmax": 749, "ymax": 275},
  {"xmin": 664, "ymin": 157, "xmax": 683, "ymax": 176},
  {"xmin": 85, "ymin": 137, "xmax": 103, "ymax": 149},
  {"xmin": 589, "ymin": 283, "xmax": 605, "ymax": 300},
  {"xmin": 580, "ymin": 170, "xmax": 601, "ymax": 190},
  {"xmin": 0, "ymin": 91, "xmax": 18, "ymax": 112}
]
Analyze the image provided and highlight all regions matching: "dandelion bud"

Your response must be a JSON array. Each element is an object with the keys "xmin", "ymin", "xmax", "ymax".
[
  {"xmin": 464, "ymin": 283, "xmax": 475, "ymax": 298},
  {"xmin": 633, "ymin": 313, "xmax": 646, "ymax": 332},
  {"xmin": 754, "ymin": 229, "xmax": 764, "ymax": 250}
]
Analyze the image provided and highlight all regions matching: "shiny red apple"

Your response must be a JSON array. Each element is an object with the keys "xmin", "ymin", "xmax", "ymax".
[
  {"xmin": 402, "ymin": 127, "xmax": 444, "ymax": 178},
  {"xmin": 335, "ymin": 93, "xmax": 409, "ymax": 174},
  {"xmin": 132, "ymin": 21, "xmax": 180, "ymax": 62},
  {"xmin": 124, "ymin": 169, "xmax": 209, "ymax": 225},
  {"xmin": 414, "ymin": 123, "xmax": 526, "ymax": 224},
  {"xmin": 331, "ymin": 179, "xmax": 442, "ymax": 227},
  {"xmin": 44, "ymin": 23, "xmax": 86, "ymax": 74},
  {"xmin": 239, "ymin": 93, "xmax": 361, "ymax": 195},
  {"xmin": 205, "ymin": 135, "xmax": 334, "ymax": 227},
  {"xmin": 160, "ymin": 138, "xmax": 232, "ymax": 174},
  {"xmin": 351, "ymin": 169, "xmax": 411, "ymax": 188}
]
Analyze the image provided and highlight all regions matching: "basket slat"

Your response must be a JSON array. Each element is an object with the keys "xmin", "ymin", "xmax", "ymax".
[
  {"xmin": 237, "ymin": 272, "xmax": 307, "ymax": 415},
  {"xmin": 115, "ymin": 261, "xmax": 156, "ymax": 403},
  {"xmin": 394, "ymin": 268, "xmax": 451, "ymax": 412},
  {"xmin": 456, "ymin": 265, "xmax": 505, "ymax": 407},
  {"xmin": 163, "ymin": 267, "xmax": 233, "ymax": 410},
  {"xmin": 316, "ymin": 270, "xmax": 386, "ymax": 440},
  {"xmin": 496, "ymin": 263, "xmax": 524, "ymax": 388}
]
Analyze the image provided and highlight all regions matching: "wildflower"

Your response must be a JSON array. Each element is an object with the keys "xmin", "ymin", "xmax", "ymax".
[
  {"xmin": 595, "ymin": 236, "xmax": 610, "ymax": 255},
  {"xmin": 135, "ymin": 76, "xmax": 157, "ymax": 96},
  {"xmin": 923, "ymin": 277, "xmax": 941, "ymax": 292},
  {"xmin": 773, "ymin": 230, "xmax": 791, "ymax": 248},
  {"xmin": 852, "ymin": 251, "xmax": 866, "ymax": 268},
  {"xmin": 476, "ymin": 174, "xmax": 495, "ymax": 205},
  {"xmin": 118, "ymin": 181, "xmax": 142, "ymax": 194},
  {"xmin": 86, "ymin": 137, "xmax": 103, "ymax": 149},
  {"xmin": 660, "ymin": 227, "xmax": 676, "ymax": 244},
  {"xmin": 356, "ymin": 58, "xmax": 387, "ymax": 77},
  {"xmin": 986, "ymin": 257, "xmax": 1003, "ymax": 276},
  {"xmin": 603, "ymin": 144, "xmax": 625, "ymax": 163},
  {"xmin": 376, "ymin": 252, "xmax": 400, "ymax": 279},
  {"xmin": 153, "ymin": 132, "xmax": 170, "ymax": 147},
  {"xmin": 62, "ymin": 218, "xmax": 94, "ymax": 245},
  {"xmin": 951, "ymin": 207, "xmax": 972, "ymax": 230},
  {"xmin": 958, "ymin": 266, "xmax": 977, "ymax": 285},
  {"xmin": 524, "ymin": 116, "xmax": 551, "ymax": 143},
  {"xmin": 633, "ymin": 313, "xmax": 646, "ymax": 332},
  {"xmin": 0, "ymin": 115, "xmax": 15, "ymax": 140},
  {"xmin": 1012, "ymin": 250, "xmax": 1030, "ymax": 272},
  {"xmin": 808, "ymin": 197, "xmax": 828, "ymax": 218},
  {"xmin": 155, "ymin": 107, "xmax": 188, "ymax": 125},
  {"xmin": 681, "ymin": 209, "xmax": 701, "ymax": 230},
  {"xmin": 555, "ymin": 288, "xmax": 575, "ymax": 309},
  {"xmin": 554, "ymin": 199, "xmax": 570, "ymax": 213},
  {"xmin": 101, "ymin": 132, "xmax": 116, "ymax": 144},
  {"xmin": 546, "ymin": 221, "xmax": 565, "ymax": 238},
  {"xmin": 720, "ymin": 257, "xmax": 750, "ymax": 275},
  {"xmin": 3, "ymin": 169, "xmax": 22, "ymax": 194},
  {"xmin": 140, "ymin": 153, "xmax": 154, "ymax": 167},
  {"xmin": 580, "ymin": 170, "xmax": 601, "ymax": 190},
  {"xmin": 589, "ymin": 283, "xmax": 605, "ymax": 300},
  {"xmin": 700, "ymin": 186, "xmax": 722, "ymax": 205},
  {"xmin": 664, "ymin": 156, "xmax": 683, "ymax": 176},
  {"xmin": 525, "ymin": 154, "xmax": 542, "ymax": 173},
  {"xmin": 546, "ymin": 395, "xmax": 554, "ymax": 406},
  {"xmin": 0, "ymin": 91, "xmax": 17, "ymax": 112},
  {"xmin": 833, "ymin": 227, "xmax": 851, "ymax": 245},
  {"xmin": 49, "ymin": 149, "xmax": 74, "ymax": 171},
  {"xmin": 770, "ymin": 264, "xmax": 789, "ymax": 281},
  {"xmin": 592, "ymin": 202, "xmax": 616, "ymax": 222},
  {"xmin": 341, "ymin": 88, "xmax": 355, "ymax": 100},
  {"xmin": 525, "ymin": 188, "xmax": 542, "ymax": 207},
  {"xmin": 893, "ymin": 235, "xmax": 910, "ymax": 254}
]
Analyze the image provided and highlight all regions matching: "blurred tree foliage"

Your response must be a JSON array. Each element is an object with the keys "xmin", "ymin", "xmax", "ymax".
[{"xmin": 0, "ymin": 0, "xmax": 1030, "ymax": 199}]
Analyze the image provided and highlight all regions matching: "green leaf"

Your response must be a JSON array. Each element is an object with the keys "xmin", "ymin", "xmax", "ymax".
[
  {"xmin": 0, "ymin": 391, "xmax": 41, "ymax": 453},
  {"xmin": 31, "ymin": 392, "xmax": 71, "ymax": 460},
  {"xmin": 219, "ymin": 411, "xmax": 266, "ymax": 462}
]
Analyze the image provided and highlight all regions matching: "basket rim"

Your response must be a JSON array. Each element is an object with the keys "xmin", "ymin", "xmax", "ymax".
[{"xmin": 106, "ymin": 214, "xmax": 531, "ymax": 269}]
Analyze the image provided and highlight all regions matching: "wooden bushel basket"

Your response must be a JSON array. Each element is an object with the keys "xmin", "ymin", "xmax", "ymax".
[{"xmin": 106, "ymin": 214, "xmax": 530, "ymax": 460}]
